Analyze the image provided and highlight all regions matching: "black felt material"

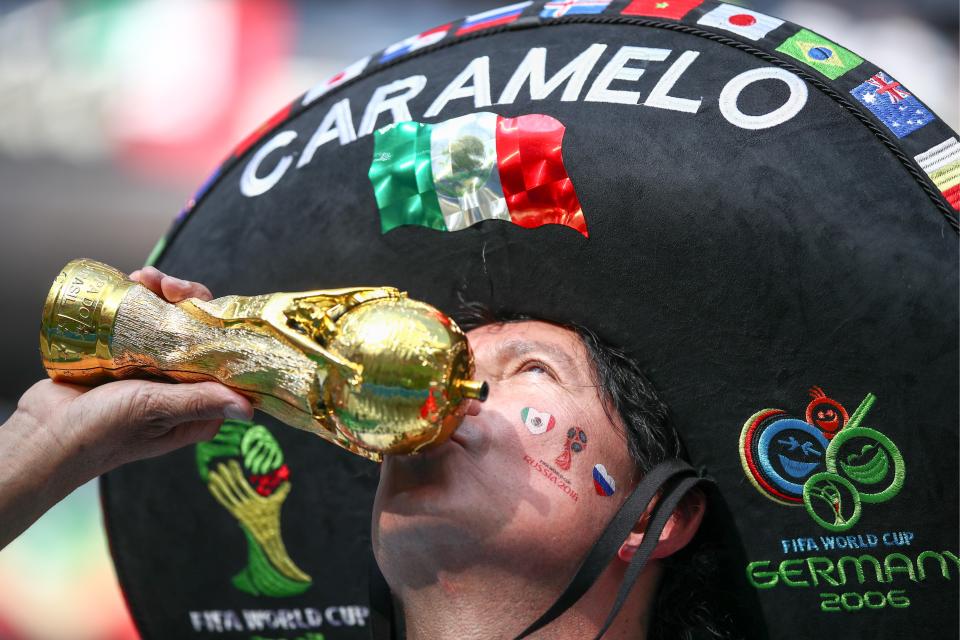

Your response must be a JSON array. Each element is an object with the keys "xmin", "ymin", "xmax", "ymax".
[{"xmin": 102, "ymin": 9, "xmax": 958, "ymax": 640}]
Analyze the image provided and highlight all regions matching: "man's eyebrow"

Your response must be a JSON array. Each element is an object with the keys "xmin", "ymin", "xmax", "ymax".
[{"xmin": 495, "ymin": 338, "xmax": 577, "ymax": 370}]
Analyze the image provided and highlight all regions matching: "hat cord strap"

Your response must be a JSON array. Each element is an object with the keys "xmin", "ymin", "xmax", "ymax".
[
  {"xmin": 516, "ymin": 459, "xmax": 711, "ymax": 639},
  {"xmin": 367, "ymin": 460, "xmax": 712, "ymax": 640},
  {"xmin": 589, "ymin": 472, "xmax": 708, "ymax": 640}
]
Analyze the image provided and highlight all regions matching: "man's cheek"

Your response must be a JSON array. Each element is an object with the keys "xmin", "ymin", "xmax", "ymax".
[
  {"xmin": 521, "ymin": 453, "xmax": 581, "ymax": 504},
  {"xmin": 516, "ymin": 406, "xmax": 603, "ymax": 503}
]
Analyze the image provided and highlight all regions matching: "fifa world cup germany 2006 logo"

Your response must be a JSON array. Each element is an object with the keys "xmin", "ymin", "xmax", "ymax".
[
  {"xmin": 739, "ymin": 388, "xmax": 905, "ymax": 532},
  {"xmin": 196, "ymin": 420, "xmax": 312, "ymax": 597}
]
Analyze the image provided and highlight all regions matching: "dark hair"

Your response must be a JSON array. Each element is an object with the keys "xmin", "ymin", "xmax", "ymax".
[{"xmin": 457, "ymin": 302, "xmax": 736, "ymax": 640}]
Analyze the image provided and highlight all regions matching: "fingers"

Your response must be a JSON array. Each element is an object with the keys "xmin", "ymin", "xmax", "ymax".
[
  {"xmin": 130, "ymin": 266, "xmax": 213, "ymax": 303},
  {"xmin": 69, "ymin": 379, "xmax": 255, "ymax": 467},
  {"xmin": 129, "ymin": 266, "xmax": 163, "ymax": 296},
  {"xmin": 130, "ymin": 380, "xmax": 254, "ymax": 427},
  {"xmin": 161, "ymin": 276, "xmax": 214, "ymax": 303}
]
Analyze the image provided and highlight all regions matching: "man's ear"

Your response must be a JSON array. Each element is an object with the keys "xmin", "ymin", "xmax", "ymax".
[{"xmin": 617, "ymin": 487, "xmax": 706, "ymax": 563}]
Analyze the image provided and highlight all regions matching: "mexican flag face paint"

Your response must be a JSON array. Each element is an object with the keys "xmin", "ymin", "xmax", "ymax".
[
  {"xmin": 368, "ymin": 112, "xmax": 587, "ymax": 236},
  {"xmin": 521, "ymin": 407, "xmax": 556, "ymax": 435}
]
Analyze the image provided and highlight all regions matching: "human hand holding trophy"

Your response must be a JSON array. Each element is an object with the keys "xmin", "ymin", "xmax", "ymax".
[{"xmin": 39, "ymin": 259, "xmax": 488, "ymax": 462}]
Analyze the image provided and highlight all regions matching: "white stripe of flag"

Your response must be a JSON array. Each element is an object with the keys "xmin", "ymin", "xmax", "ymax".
[{"xmin": 915, "ymin": 137, "xmax": 960, "ymax": 174}]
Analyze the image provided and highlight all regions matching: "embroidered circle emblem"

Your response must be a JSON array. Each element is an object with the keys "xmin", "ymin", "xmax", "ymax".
[
  {"xmin": 826, "ymin": 426, "xmax": 905, "ymax": 504},
  {"xmin": 805, "ymin": 386, "xmax": 848, "ymax": 438},
  {"xmin": 751, "ymin": 416, "xmax": 829, "ymax": 502},
  {"xmin": 802, "ymin": 471, "xmax": 862, "ymax": 532},
  {"xmin": 739, "ymin": 389, "xmax": 906, "ymax": 532}
]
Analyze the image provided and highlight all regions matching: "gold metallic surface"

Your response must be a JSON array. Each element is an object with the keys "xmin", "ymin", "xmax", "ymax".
[{"xmin": 40, "ymin": 259, "xmax": 487, "ymax": 461}]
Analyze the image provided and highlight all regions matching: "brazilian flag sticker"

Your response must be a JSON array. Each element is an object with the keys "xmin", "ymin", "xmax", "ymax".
[{"xmin": 776, "ymin": 28, "xmax": 864, "ymax": 80}]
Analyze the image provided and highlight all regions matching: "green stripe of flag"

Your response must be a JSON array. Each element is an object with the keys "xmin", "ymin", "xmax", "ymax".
[{"xmin": 369, "ymin": 121, "xmax": 446, "ymax": 233}]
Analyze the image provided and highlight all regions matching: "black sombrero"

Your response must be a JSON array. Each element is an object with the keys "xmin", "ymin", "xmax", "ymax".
[{"xmin": 102, "ymin": 2, "xmax": 959, "ymax": 638}]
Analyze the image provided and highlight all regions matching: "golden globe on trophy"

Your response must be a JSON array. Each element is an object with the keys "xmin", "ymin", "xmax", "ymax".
[{"xmin": 39, "ymin": 259, "xmax": 487, "ymax": 461}]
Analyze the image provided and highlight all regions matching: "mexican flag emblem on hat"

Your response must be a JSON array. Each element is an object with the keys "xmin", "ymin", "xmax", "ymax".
[
  {"xmin": 368, "ymin": 112, "xmax": 585, "ymax": 235},
  {"xmin": 104, "ymin": 2, "xmax": 958, "ymax": 639}
]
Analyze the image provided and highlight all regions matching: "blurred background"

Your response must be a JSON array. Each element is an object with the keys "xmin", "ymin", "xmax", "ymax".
[{"xmin": 0, "ymin": 0, "xmax": 955, "ymax": 638}]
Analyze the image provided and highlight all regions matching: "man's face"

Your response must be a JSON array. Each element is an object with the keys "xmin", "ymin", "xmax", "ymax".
[{"xmin": 373, "ymin": 320, "xmax": 638, "ymax": 586}]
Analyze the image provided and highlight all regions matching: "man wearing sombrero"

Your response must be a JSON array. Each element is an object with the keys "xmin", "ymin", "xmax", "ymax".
[{"xmin": 1, "ymin": 2, "xmax": 956, "ymax": 638}]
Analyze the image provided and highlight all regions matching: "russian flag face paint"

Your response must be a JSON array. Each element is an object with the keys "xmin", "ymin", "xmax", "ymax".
[
  {"xmin": 521, "ymin": 407, "xmax": 556, "ymax": 435},
  {"xmin": 593, "ymin": 464, "xmax": 616, "ymax": 496}
]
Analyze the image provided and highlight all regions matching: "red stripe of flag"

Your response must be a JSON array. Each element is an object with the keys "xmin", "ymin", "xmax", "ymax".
[
  {"xmin": 944, "ymin": 183, "xmax": 960, "ymax": 210},
  {"xmin": 231, "ymin": 102, "xmax": 293, "ymax": 158},
  {"xmin": 496, "ymin": 114, "xmax": 588, "ymax": 237}
]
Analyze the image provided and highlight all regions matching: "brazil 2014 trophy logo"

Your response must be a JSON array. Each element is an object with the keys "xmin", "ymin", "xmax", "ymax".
[
  {"xmin": 739, "ymin": 387, "xmax": 905, "ymax": 532},
  {"xmin": 196, "ymin": 420, "xmax": 312, "ymax": 596}
]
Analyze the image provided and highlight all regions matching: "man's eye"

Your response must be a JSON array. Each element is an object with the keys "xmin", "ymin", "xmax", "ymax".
[{"xmin": 517, "ymin": 360, "xmax": 555, "ymax": 379}]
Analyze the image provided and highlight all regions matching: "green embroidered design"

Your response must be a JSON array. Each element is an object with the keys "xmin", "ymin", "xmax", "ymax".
[
  {"xmin": 802, "ymin": 472, "xmax": 862, "ymax": 532},
  {"xmin": 802, "ymin": 394, "xmax": 904, "ymax": 530},
  {"xmin": 232, "ymin": 525, "xmax": 310, "ymax": 597},
  {"xmin": 825, "ymin": 424, "xmax": 905, "ymax": 505},
  {"xmin": 741, "ymin": 390, "xmax": 906, "ymax": 532},
  {"xmin": 196, "ymin": 420, "xmax": 311, "ymax": 597},
  {"xmin": 241, "ymin": 425, "xmax": 284, "ymax": 475}
]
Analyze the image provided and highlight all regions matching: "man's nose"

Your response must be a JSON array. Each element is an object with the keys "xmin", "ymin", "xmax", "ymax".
[{"xmin": 463, "ymin": 398, "xmax": 482, "ymax": 416}]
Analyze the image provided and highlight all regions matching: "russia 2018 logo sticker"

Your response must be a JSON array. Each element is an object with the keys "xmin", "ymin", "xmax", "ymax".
[{"xmin": 739, "ymin": 387, "xmax": 905, "ymax": 532}]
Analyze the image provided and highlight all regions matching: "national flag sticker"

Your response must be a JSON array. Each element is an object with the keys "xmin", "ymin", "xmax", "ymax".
[
  {"xmin": 521, "ymin": 407, "xmax": 557, "ymax": 435},
  {"xmin": 540, "ymin": 0, "xmax": 611, "ymax": 18},
  {"xmin": 621, "ymin": 0, "xmax": 702, "ymax": 20},
  {"xmin": 851, "ymin": 72, "xmax": 934, "ymax": 138},
  {"xmin": 775, "ymin": 28, "xmax": 863, "ymax": 80},
  {"xmin": 301, "ymin": 56, "xmax": 370, "ymax": 106},
  {"xmin": 697, "ymin": 5, "xmax": 784, "ymax": 41},
  {"xmin": 379, "ymin": 24, "xmax": 450, "ymax": 63},
  {"xmin": 368, "ymin": 111, "xmax": 587, "ymax": 236},
  {"xmin": 593, "ymin": 464, "xmax": 616, "ymax": 496},
  {"xmin": 915, "ymin": 138, "xmax": 960, "ymax": 211},
  {"xmin": 456, "ymin": 1, "xmax": 532, "ymax": 36}
]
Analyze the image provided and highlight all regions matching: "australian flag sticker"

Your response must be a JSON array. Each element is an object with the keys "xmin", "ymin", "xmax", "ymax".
[{"xmin": 851, "ymin": 71, "xmax": 934, "ymax": 138}]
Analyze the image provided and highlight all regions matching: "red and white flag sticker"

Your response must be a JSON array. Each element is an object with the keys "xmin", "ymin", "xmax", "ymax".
[{"xmin": 697, "ymin": 5, "xmax": 783, "ymax": 41}]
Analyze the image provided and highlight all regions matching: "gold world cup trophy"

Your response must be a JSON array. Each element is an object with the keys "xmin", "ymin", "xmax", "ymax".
[{"xmin": 39, "ymin": 259, "xmax": 487, "ymax": 461}]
